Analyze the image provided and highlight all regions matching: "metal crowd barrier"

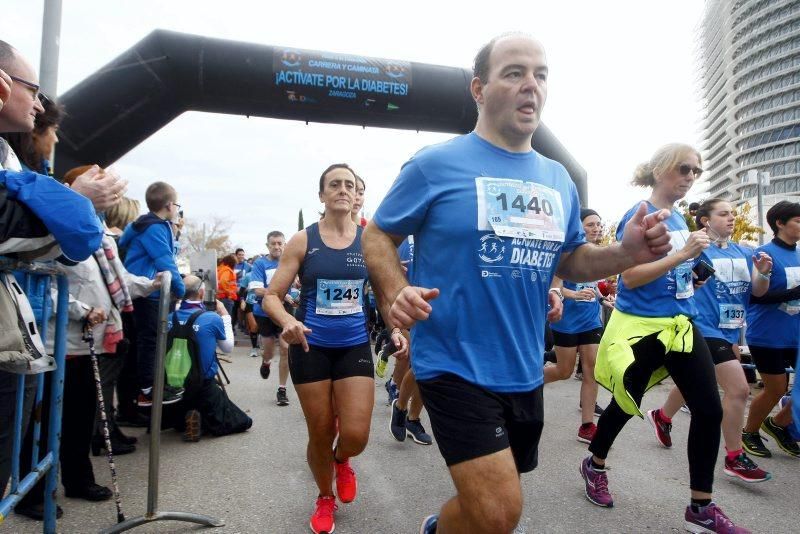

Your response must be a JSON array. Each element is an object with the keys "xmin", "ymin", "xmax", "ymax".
[
  {"xmin": 101, "ymin": 270, "xmax": 224, "ymax": 533},
  {"xmin": 0, "ymin": 259, "xmax": 69, "ymax": 534}
]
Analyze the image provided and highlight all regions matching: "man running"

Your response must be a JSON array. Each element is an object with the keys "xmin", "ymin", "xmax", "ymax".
[
  {"xmin": 249, "ymin": 231, "xmax": 292, "ymax": 406},
  {"xmin": 363, "ymin": 33, "xmax": 674, "ymax": 533}
]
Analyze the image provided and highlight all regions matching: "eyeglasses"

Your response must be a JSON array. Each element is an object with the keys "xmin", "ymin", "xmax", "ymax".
[
  {"xmin": 172, "ymin": 202, "xmax": 182, "ymax": 210},
  {"xmin": 678, "ymin": 164, "xmax": 703, "ymax": 178}
]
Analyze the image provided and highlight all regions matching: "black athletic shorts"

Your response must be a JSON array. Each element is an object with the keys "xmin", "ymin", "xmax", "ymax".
[
  {"xmin": 749, "ymin": 345, "xmax": 797, "ymax": 375},
  {"xmin": 551, "ymin": 327, "xmax": 603, "ymax": 348},
  {"xmin": 256, "ymin": 316, "xmax": 281, "ymax": 338},
  {"xmin": 704, "ymin": 338, "xmax": 738, "ymax": 365},
  {"xmin": 288, "ymin": 342, "xmax": 373, "ymax": 384},
  {"xmin": 416, "ymin": 373, "xmax": 544, "ymax": 473}
]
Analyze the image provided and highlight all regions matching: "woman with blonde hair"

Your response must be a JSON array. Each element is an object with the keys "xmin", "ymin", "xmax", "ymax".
[{"xmin": 579, "ymin": 144, "xmax": 750, "ymax": 533}]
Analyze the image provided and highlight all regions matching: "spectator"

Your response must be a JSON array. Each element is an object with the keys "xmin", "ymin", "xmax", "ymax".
[
  {"xmin": 119, "ymin": 181, "xmax": 185, "ymax": 407},
  {"xmin": 217, "ymin": 253, "xmax": 238, "ymax": 315},
  {"xmin": 2, "ymin": 95, "xmax": 63, "ymax": 176},
  {"xmin": 167, "ymin": 275, "xmax": 251, "ymax": 441},
  {"xmin": 0, "ymin": 40, "xmax": 108, "ymax": 504},
  {"xmin": 105, "ymin": 196, "xmax": 141, "ymax": 238}
]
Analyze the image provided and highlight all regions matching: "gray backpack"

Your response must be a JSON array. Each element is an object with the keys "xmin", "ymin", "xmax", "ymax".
[{"xmin": 0, "ymin": 272, "xmax": 54, "ymax": 374}]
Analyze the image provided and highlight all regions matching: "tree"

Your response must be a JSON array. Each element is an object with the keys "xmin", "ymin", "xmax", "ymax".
[
  {"xmin": 731, "ymin": 202, "xmax": 763, "ymax": 244},
  {"xmin": 180, "ymin": 215, "xmax": 233, "ymax": 257},
  {"xmin": 677, "ymin": 200, "xmax": 698, "ymax": 232}
]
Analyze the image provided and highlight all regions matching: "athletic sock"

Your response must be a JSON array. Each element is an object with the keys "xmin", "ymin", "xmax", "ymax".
[
  {"xmin": 725, "ymin": 448, "xmax": 743, "ymax": 462},
  {"xmin": 690, "ymin": 498, "xmax": 712, "ymax": 512},
  {"xmin": 658, "ymin": 409, "xmax": 671, "ymax": 424},
  {"xmin": 278, "ymin": 384, "xmax": 286, "ymax": 389},
  {"xmin": 590, "ymin": 459, "xmax": 605, "ymax": 470}
]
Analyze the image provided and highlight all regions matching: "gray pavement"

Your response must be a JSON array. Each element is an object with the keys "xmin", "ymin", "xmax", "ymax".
[{"xmin": 6, "ymin": 341, "xmax": 799, "ymax": 533}]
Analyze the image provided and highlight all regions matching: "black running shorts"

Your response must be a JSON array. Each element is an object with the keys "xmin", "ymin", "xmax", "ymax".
[
  {"xmin": 288, "ymin": 342, "xmax": 373, "ymax": 384},
  {"xmin": 704, "ymin": 338, "xmax": 738, "ymax": 366},
  {"xmin": 551, "ymin": 327, "xmax": 603, "ymax": 348},
  {"xmin": 256, "ymin": 316, "xmax": 282, "ymax": 338},
  {"xmin": 417, "ymin": 373, "xmax": 544, "ymax": 473},
  {"xmin": 749, "ymin": 345, "xmax": 796, "ymax": 375}
]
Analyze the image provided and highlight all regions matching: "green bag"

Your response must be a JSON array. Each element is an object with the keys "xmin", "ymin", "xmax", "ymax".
[{"xmin": 164, "ymin": 310, "xmax": 205, "ymax": 389}]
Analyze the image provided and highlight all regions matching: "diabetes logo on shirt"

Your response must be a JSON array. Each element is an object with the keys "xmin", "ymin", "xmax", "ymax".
[
  {"xmin": 511, "ymin": 270, "xmax": 522, "ymax": 279},
  {"xmin": 478, "ymin": 234, "xmax": 505, "ymax": 263}
]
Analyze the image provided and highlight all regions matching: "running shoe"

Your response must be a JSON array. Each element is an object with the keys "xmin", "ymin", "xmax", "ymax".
[
  {"xmin": 723, "ymin": 453, "xmax": 771, "ymax": 483},
  {"xmin": 310, "ymin": 495, "xmax": 337, "ymax": 534},
  {"xmin": 385, "ymin": 379, "xmax": 398, "ymax": 406},
  {"xmin": 260, "ymin": 361, "xmax": 271, "ymax": 380},
  {"xmin": 249, "ymin": 348, "xmax": 259, "ymax": 358},
  {"xmin": 645, "ymin": 408, "xmax": 672, "ymax": 448},
  {"xmin": 573, "ymin": 371, "xmax": 583, "ymax": 381},
  {"xmin": 183, "ymin": 409, "xmax": 201, "ymax": 442},
  {"xmin": 406, "ymin": 418, "xmax": 433, "ymax": 445},
  {"xmin": 375, "ymin": 349, "xmax": 389, "ymax": 379},
  {"xmin": 334, "ymin": 458, "xmax": 358, "ymax": 503},
  {"xmin": 680, "ymin": 404, "xmax": 691, "ymax": 414},
  {"xmin": 684, "ymin": 502, "xmax": 751, "ymax": 533},
  {"xmin": 761, "ymin": 417, "xmax": 800, "ymax": 458},
  {"xmin": 419, "ymin": 514, "xmax": 438, "ymax": 534},
  {"xmin": 577, "ymin": 423, "xmax": 597, "ymax": 444},
  {"xmin": 276, "ymin": 387, "xmax": 289, "ymax": 406},
  {"xmin": 579, "ymin": 456, "xmax": 613, "ymax": 507},
  {"xmin": 138, "ymin": 386, "xmax": 184, "ymax": 407},
  {"xmin": 741, "ymin": 431, "xmax": 771, "ymax": 458},
  {"xmin": 778, "ymin": 395, "xmax": 800, "ymax": 441},
  {"xmin": 390, "ymin": 399, "xmax": 407, "ymax": 442}
]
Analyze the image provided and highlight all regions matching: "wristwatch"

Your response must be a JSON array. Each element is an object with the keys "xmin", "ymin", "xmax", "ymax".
[{"xmin": 549, "ymin": 288, "xmax": 564, "ymax": 302}]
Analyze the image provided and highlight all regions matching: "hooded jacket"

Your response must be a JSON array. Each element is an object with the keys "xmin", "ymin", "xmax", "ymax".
[{"xmin": 119, "ymin": 212, "xmax": 184, "ymax": 299}]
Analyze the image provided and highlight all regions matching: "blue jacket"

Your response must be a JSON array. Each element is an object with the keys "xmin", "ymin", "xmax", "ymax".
[{"xmin": 119, "ymin": 213, "xmax": 185, "ymax": 299}]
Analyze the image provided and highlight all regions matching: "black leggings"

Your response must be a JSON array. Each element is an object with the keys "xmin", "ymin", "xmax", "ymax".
[{"xmin": 589, "ymin": 327, "xmax": 722, "ymax": 493}]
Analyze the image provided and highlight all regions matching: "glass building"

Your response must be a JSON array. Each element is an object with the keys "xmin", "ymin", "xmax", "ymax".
[{"xmin": 699, "ymin": 0, "xmax": 800, "ymax": 225}]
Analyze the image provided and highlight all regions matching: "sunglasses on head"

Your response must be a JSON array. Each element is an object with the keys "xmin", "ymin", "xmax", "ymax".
[{"xmin": 678, "ymin": 164, "xmax": 703, "ymax": 177}]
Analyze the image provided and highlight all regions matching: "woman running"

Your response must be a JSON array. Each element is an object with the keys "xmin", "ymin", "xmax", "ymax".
[
  {"xmin": 262, "ymin": 163, "xmax": 405, "ymax": 534},
  {"xmin": 548, "ymin": 208, "xmax": 611, "ymax": 444},
  {"xmin": 741, "ymin": 200, "xmax": 800, "ymax": 459},
  {"xmin": 645, "ymin": 198, "xmax": 772, "ymax": 483},
  {"xmin": 580, "ymin": 143, "xmax": 750, "ymax": 533}
]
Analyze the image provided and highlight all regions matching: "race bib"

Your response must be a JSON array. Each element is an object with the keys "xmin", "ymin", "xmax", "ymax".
[
  {"xmin": 476, "ymin": 177, "xmax": 566, "ymax": 241},
  {"xmin": 575, "ymin": 282, "xmax": 597, "ymax": 302},
  {"xmin": 316, "ymin": 279, "xmax": 363, "ymax": 316},
  {"xmin": 780, "ymin": 267, "xmax": 800, "ymax": 315},
  {"xmin": 781, "ymin": 300, "xmax": 800, "ymax": 315},
  {"xmin": 719, "ymin": 303, "xmax": 745, "ymax": 329},
  {"xmin": 675, "ymin": 263, "xmax": 694, "ymax": 300}
]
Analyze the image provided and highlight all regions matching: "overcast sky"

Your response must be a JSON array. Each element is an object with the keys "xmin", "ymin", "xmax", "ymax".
[{"xmin": 2, "ymin": 0, "xmax": 707, "ymax": 255}]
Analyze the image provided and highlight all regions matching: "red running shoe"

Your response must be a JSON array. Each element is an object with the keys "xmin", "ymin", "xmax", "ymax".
[
  {"xmin": 310, "ymin": 495, "xmax": 337, "ymax": 534},
  {"xmin": 577, "ymin": 422, "xmax": 597, "ymax": 444},
  {"xmin": 645, "ymin": 408, "xmax": 672, "ymax": 448},
  {"xmin": 723, "ymin": 453, "xmax": 771, "ymax": 483},
  {"xmin": 335, "ymin": 458, "xmax": 358, "ymax": 503}
]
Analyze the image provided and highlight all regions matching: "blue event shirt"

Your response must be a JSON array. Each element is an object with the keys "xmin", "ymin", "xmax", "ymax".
[
  {"xmin": 693, "ymin": 242, "xmax": 753, "ymax": 344},
  {"xmin": 373, "ymin": 132, "xmax": 585, "ymax": 393},
  {"xmin": 167, "ymin": 304, "xmax": 225, "ymax": 380},
  {"xmin": 397, "ymin": 237, "xmax": 415, "ymax": 281},
  {"xmin": 614, "ymin": 203, "xmax": 697, "ymax": 319},
  {"xmin": 551, "ymin": 279, "xmax": 602, "ymax": 334},
  {"xmin": 746, "ymin": 239, "xmax": 800, "ymax": 349},
  {"xmin": 248, "ymin": 256, "xmax": 280, "ymax": 318}
]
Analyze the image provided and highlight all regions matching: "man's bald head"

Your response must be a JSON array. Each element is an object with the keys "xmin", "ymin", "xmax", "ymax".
[
  {"xmin": 183, "ymin": 275, "xmax": 204, "ymax": 300},
  {"xmin": 473, "ymin": 32, "xmax": 544, "ymax": 83},
  {"xmin": 0, "ymin": 41, "xmax": 17, "ymax": 72}
]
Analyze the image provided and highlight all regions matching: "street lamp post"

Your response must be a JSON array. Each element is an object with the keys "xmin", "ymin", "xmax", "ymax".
[{"xmin": 746, "ymin": 169, "xmax": 771, "ymax": 245}]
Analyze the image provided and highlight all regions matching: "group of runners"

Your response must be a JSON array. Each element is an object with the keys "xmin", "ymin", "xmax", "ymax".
[{"xmin": 239, "ymin": 33, "xmax": 797, "ymax": 534}]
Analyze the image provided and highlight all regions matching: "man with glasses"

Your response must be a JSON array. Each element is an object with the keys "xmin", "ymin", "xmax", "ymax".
[{"xmin": 120, "ymin": 181, "xmax": 186, "ymax": 407}]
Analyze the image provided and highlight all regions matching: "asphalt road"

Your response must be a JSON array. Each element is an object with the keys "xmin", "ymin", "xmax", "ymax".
[{"xmin": 6, "ymin": 340, "xmax": 799, "ymax": 533}]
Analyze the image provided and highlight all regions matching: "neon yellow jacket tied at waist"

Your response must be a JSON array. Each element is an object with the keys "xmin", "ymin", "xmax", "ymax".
[{"xmin": 594, "ymin": 309, "xmax": 694, "ymax": 418}]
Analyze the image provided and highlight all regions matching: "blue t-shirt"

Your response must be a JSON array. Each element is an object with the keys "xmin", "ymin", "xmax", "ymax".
[
  {"xmin": 373, "ymin": 133, "xmax": 585, "ymax": 392},
  {"xmin": 248, "ymin": 256, "xmax": 280, "ymax": 317},
  {"xmin": 746, "ymin": 239, "xmax": 800, "ymax": 349},
  {"xmin": 551, "ymin": 280, "xmax": 602, "ymax": 335},
  {"xmin": 167, "ymin": 305, "xmax": 225, "ymax": 380},
  {"xmin": 693, "ymin": 242, "xmax": 753, "ymax": 344},
  {"xmin": 614, "ymin": 203, "xmax": 697, "ymax": 319},
  {"xmin": 397, "ymin": 237, "xmax": 415, "ymax": 281},
  {"xmin": 236, "ymin": 262, "xmax": 252, "ymax": 286},
  {"xmin": 296, "ymin": 223, "xmax": 369, "ymax": 348}
]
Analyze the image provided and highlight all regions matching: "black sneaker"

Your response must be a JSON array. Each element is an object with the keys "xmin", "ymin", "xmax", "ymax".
[
  {"xmin": 761, "ymin": 417, "xmax": 800, "ymax": 458},
  {"xmin": 276, "ymin": 387, "xmax": 289, "ymax": 406},
  {"xmin": 406, "ymin": 419, "xmax": 433, "ymax": 445},
  {"xmin": 260, "ymin": 362, "xmax": 271, "ymax": 380},
  {"xmin": 162, "ymin": 385, "xmax": 184, "ymax": 405},
  {"xmin": 742, "ymin": 430, "xmax": 772, "ymax": 458},
  {"xmin": 390, "ymin": 399, "xmax": 407, "ymax": 442}
]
